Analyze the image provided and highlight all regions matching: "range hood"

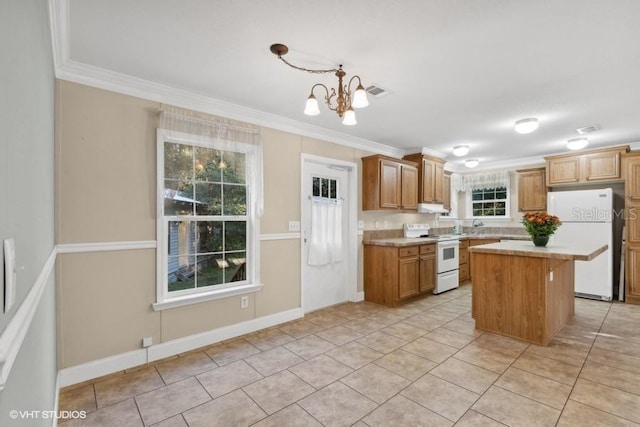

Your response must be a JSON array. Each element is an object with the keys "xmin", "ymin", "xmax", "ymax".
[{"xmin": 417, "ymin": 203, "xmax": 449, "ymax": 214}]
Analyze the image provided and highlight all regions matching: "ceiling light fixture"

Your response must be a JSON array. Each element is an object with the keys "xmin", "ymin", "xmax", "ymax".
[
  {"xmin": 453, "ymin": 145, "xmax": 470, "ymax": 157},
  {"xmin": 465, "ymin": 159, "xmax": 479, "ymax": 168},
  {"xmin": 514, "ymin": 118, "xmax": 539, "ymax": 134},
  {"xmin": 567, "ymin": 137, "xmax": 589, "ymax": 150},
  {"xmin": 270, "ymin": 43, "xmax": 369, "ymax": 126}
]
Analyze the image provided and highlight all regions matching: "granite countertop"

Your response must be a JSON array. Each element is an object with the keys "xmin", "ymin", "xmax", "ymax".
[
  {"xmin": 362, "ymin": 233, "xmax": 530, "ymax": 247},
  {"xmin": 468, "ymin": 240, "xmax": 608, "ymax": 261}
]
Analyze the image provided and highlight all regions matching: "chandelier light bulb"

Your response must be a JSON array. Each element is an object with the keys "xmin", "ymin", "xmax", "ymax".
[
  {"xmin": 351, "ymin": 84, "xmax": 369, "ymax": 109},
  {"xmin": 304, "ymin": 94, "xmax": 320, "ymax": 116},
  {"xmin": 453, "ymin": 145, "xmax": 470, "ymax": 157},
  {"xmin": 567, "ymin": 137, "xmax": 589, "ymax": 150},
  {"xmin": 514, "ymin": 118, "xmax": 539, "ymax": 134},
  {"xmin": 342, "ymin": 108, "xmax": 357, "ymax": 126},
  {"xmin": 465, "ymin": 159, "xmax": 479, "ymax": 168}
]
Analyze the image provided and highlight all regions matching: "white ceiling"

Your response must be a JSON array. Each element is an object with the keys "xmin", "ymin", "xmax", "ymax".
[{"xmin": 53, "ymin": 0, "xmax": 640, "ymax": 170}]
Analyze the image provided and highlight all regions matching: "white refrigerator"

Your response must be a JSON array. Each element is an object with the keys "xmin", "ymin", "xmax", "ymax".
[{"xmin": 547, "ymin": 188, "xmax": 613, "ymax": 301}]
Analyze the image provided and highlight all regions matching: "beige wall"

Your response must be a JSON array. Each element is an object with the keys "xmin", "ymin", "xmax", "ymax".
[
  {"xmin": 55, "ymin": 81, "xmax": 402, "ymax": 368},
  {"xmin": 55, "ymin": 80, "xmax": 534, "ymax": 369}
]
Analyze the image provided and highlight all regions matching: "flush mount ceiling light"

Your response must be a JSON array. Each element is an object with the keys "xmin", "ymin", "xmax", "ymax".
[
  {"xmin": 514, "ymin": 118, "xmax": 539, "ymax": 134},
  {"xmin": 465, "ymin": 159, "xmax": 479, "ymax": 168},
  {"xmin": 270, "ymin": 43, "xmax": 369, "ymax": 126},
  {"xmin": 567, "ymin": 137, "xmax": 589, "ymax": 150},
  {"xmin": 453, "ymin": 145, "xmax": 470, "ymax": 157}
]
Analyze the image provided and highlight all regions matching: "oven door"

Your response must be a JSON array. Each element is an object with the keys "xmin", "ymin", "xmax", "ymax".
[{"xmin": 437, "ymin": 240, "xmax": 459, "ymax": 273}]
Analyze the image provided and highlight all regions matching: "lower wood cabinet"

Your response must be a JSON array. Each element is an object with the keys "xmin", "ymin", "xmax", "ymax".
[
  {"xmin": 419, "ymin": 244, "xmax": 436, "ymax": 293},
  {"xmin": 624, "ymin": 152, "xmax": 640, "ymax": 305},
  {"xmin": 398, "ymin": 246, "xmax": 419, "ymax": 299},
  {"xmin": 459, "ymin": 240, "xmax": 470, "ymax": 283},
  {"xmin": 468, "ymin": 239, "xmax": 500, "ymax": 282},
  {"xmin": 364, "ymin": 243, "xmax": 436, "ymax": 306}
]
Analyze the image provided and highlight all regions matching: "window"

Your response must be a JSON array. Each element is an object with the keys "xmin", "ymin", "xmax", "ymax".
[
  {"xmin": 155, "ymin": 128, "xmax": 261, "ymax": 310},
  {"xmin": 312, "ymin": 176, "xmax": 338, "ymax": 199},
  {"xmin": 467, "ymin": 186, "xmax": 510, "ymax": 218}
]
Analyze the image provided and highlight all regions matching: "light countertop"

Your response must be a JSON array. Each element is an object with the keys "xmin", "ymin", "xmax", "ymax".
[
  {"xmin": 362, "ymin": 234, "xmax": 530, "ymax": 247},
  {"xmin": 468, "ymin": 240, "xmax": 608, "ymax": 261}
]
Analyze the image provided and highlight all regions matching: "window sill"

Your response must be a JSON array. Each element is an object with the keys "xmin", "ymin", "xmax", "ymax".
[{"xmin": 152, "ymin": 283, "xmax": 263, "ymax": 311}]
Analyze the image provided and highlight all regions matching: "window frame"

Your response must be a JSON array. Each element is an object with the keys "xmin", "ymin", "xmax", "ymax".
[
  {"xmin": 154, "ymin": 129, "xmax": 261, "ymax": 311},
  {"xmin": 465, "ymin": 182, "xmax": 511, "ymax": 220}
]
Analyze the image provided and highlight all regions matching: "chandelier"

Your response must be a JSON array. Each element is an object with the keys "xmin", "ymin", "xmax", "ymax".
[{"xmin": 270, "ymin": 43, "xmax": 369, "ymax": 125}]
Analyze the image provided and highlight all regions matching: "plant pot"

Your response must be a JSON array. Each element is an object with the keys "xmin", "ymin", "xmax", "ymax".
[{"xmin": 532, "ymin": 235, "xmax": 549, "ymax": 247}]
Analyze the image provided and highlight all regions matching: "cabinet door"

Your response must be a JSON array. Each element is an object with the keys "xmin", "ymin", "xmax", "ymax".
[
  {"xmin": 433, "ymin": 162, "xmax": 444, "ymax": 203},
  {"xmin": 518, "ymin": 170, "xmax": 547, "ymax": 211},
  {"xmin": 443, "ymin": 173, "xmax": 451, "ymax": 212},
  {"xmin": 399, "ymin": 256, "xmax": 420, "ymax": 299},
  {"xmin": 379, "ymin": 160, "xmax": 401, "ymax": 209},
  {"xmin": 419, "ymin": 254, "xmax": 436, "ymax": 293},
  {"xmin": 625, "ymin": 155, "xmax": 640, "ymax": 203},
  {"xmin": 585, "ymin": 151, "xmax": 620, "ymax": 182},
  {"xmin": 421, "ymin": 159, "xmax": 435, "ymax": 202},
  {"xmin": 626, "ymin": 246, "xmax": 640, "ymax": 304},
  {"xmin": 401, "ymin": 165, "xmax": 418, "ymax": 210},
  {"xmin": 547, "ymin": 157, "xmax": 581, "ymax": 185}
]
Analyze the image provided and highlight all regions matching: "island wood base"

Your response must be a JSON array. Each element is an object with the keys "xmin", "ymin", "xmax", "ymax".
[{"xmin": 471, "ymin": 252, "xmax": 575, "ymax": 346}]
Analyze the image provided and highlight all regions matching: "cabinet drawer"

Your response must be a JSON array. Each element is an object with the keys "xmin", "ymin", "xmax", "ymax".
[
  {"xmin": 420, "ymin": 244, "xmax": 436, "ymax": 254},
  {"xmin": 459, "ymin": 240, "xmax": 469, "ymax": 249},
  {"xmin": 459, "ymin": 250, "xmax": 469, "ymax": 264},
  {"xmin": 399, "ymin": 246, "xmax": 419, "ymax": 257}
]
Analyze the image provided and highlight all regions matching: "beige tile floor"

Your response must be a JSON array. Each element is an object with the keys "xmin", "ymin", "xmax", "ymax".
[{"xmin": 59, "ymin": 284, "xmax": 640, "ymax": 426}]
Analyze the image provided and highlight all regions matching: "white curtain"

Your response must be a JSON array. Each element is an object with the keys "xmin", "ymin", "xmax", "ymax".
[
  {"xmin": 452, "ymin": 171, "xmax": 510, "ymax": 192},
  {"xmin": 308, "ymin": 197, "xmax": 343, "ymax": 266},
  {"xmin": 159, "ymin": 105, "xmax": 264, "ymax": 216}
]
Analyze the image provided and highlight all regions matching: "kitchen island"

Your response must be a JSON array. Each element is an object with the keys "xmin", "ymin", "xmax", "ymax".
[{"xmin": 469, "ymin": 241, "xmax": 607, "ymax": 346}]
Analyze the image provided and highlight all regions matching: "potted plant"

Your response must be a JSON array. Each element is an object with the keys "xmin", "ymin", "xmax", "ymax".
[{"xmin": 521, "ymin": 212, "xmax": 562, "ymax": 247}]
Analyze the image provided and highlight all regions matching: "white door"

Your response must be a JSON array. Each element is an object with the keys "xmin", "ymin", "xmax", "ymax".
[{"xmin": 302, "ymin": 158, "xmax": 352, "ymax": 313}]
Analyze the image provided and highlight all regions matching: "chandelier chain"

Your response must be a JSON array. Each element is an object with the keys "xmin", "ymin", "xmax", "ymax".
[{"xmin": 277, "ymin": 56, "xmax": 339, "ymax": 74}]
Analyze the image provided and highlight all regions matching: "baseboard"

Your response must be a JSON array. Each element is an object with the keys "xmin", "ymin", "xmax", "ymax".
[
  {"xmin": 57, "ymin": 307, "xmax": 303, "ymax": 388},
  {"xmin": 352, "ymin": 291, "xmax": 365, "ymax": 302},
  {"xmin": 58, "ymin": 349, "xmax": 147, "ymax": 388},
  {"xmin": 148, "ymin": 307, "xmax": 303, "ymax": 361}
]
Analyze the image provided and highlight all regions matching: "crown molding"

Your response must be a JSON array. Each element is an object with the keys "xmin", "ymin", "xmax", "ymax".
[
  {"xmin": 445, "ymin": 154, "xmax": 546, "ymax": 173},
  {"xmin": 48, "ymin": 0, "xmax": 403, "ymax": 159}
]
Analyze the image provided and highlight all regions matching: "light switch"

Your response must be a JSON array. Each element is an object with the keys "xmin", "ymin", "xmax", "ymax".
[
  {"xmin": 4, "ymin": 238, "xmax": 16, "ymax": 313},
  {"xmin": 288, "ymin": 220, "xmax": 301, "ymax": 232}
]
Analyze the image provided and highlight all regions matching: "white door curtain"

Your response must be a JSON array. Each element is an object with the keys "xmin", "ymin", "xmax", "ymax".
[{"xmin": 308, "ymin": 197, "xmax": 343, "ymax": 266}]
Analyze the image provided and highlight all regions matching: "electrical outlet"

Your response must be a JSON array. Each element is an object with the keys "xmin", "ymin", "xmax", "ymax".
[
  {"xmin": 240, "ymin": 295, "xmax": 249, "ymax": 309},
  {"xmin": 374, "ymin": 220, "xmax": 382, "ymax": 229},
  {"xmin": 288, "ymin": 220, "xmax": 301, "ymax": 232},
  {"xmin": 358, "ymin": 220, "xmax": 364, "ymax": 230},
  {"xmin": 142, "ymin": 337, "xmax": 153, "ymax": 348}
]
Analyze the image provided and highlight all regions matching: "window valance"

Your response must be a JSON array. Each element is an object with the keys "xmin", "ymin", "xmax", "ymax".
[
  {"xmin": 158, "ymin": 105, "xmax": 263, "ymax": 217},
  {"xmin": 452, "ymin": 171, "xmax": 510, "ymax": 192}
]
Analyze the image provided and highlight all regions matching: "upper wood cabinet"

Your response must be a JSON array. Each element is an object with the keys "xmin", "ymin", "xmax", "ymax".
[
  {"xmin": 362, "ymin": 154, "xmax": 418, "ymax": 210},
  {"xmin": 403, "ymin": 153, "xmax": 447, "ymax": 204},
  {"xmin": 443, "ymin": 171, "xmax": 452, "ymax": 212},
  {"xmin": 517, "ymin": 167, "xmax": 547, "ymax": 212},
  {"xmin": 545, "ymin": 146, "xmax": 629, "ymax": 186}
]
